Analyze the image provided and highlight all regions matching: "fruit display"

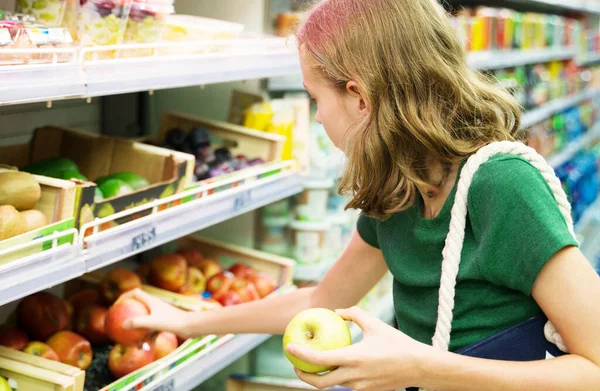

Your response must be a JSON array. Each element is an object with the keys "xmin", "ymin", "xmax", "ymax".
[
  {"xmin": 78, "ymin": 0, "xmax": 131, "ymax": 50},
  {"xmin": 141, "ymin": 247, "xmax": 278, "ymax": 307},
  {"xmin": 449, "ymin": 7, "xmax": 583, "ymax": 52},
  {"xmin": 161, "ymin": 126, "xmax": 266, "ymax": 183},
  {"xmin": 16, "ymin": 0, "xmax": 67, "ymax": 27},
  {"xmin": 122, "ymin": 0, "xmax": 173, "ymax": 56}
]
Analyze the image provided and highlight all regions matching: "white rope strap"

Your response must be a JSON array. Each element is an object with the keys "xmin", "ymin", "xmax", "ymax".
[{"xmin": 419, "ymin": 141, "xmax": 575, "ymax": 391}]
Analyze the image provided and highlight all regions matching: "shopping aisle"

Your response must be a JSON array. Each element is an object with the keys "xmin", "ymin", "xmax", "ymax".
[{"xmin": 0, "ymin": 0, "xmax": 599, "ymax": 390}]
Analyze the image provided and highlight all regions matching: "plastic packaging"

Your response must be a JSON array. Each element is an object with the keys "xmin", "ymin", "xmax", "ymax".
[
  {"xmin": 163, "ymin": 15, "xmax": 244, "ymax": 42},
  {"xmin": 262, "ymin": 198, "xmax": 291, "ymax": 219},
  {"xmin": 289, "ymin": 220, "xmax": 329, "ymax": 264},
  {"xmin": 0, "ymin": 19, "xmax": 73, "ymax": 64},
  {"xmin": 295, "ymin": 178, "xmax": 334, "ymax": 221},
  {"xmin": 258, "ymin": 216, "xmax": 290, "ymax": 257},
  {"xmin": 123, "ymin": 0, "xmax": 173, "ymax": 56},
  {"xmin": 77, "ymin": 0, "xmax": 132, "ymax": 57},
  {"xmin": 16, "ymin": 0, "xmax": 67, "ymax": 26}
]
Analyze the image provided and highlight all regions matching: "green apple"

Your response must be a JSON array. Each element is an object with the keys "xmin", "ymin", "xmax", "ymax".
[
  {"xmin": 0, "ymin": 376, "xmax": 12, "ymax": 391},
  {"xmin": 283, "ymin": 308, "xmax": 352, "ymax": 374}
]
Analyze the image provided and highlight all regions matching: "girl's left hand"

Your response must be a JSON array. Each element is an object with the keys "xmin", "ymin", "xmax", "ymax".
[{"xmin": 286, "ymin": 306, "xmax": 432, "ymax": 391}]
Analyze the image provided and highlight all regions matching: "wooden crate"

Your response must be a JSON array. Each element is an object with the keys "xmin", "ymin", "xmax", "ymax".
[{"xmin": 158, "ymin": 112, "xmax": 285, "ymax": 163}]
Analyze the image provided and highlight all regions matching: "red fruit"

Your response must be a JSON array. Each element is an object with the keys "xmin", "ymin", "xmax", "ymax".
[
  {"xmin": 145, "ymin": 331, "xmax": 178, "ymax": 360},
  {"xmin": 196, "ymin": 259, "xmax": 222, "ymax": 280},
  {"xmin": 229, "ymin": 279, "xmax": 260, "ymax": 303},
  {"xmin": 185, "ymin": 267, "xmax": 206, "ymax": 293},
  {"xmin": 0, "ymin": 327, "xmax": 29, "ymax": 350},
  {"xmin": 206, "ymin": 271, "xmax": 235, "ymax": 296},
  {"xmin": 149, "ymin": 254, "xmax": 187, "ymax": 292},
  {"xmin": 23, "ymin": 341, "xmax": 59, "ymax": 361},
  {"xmin": 214, "ymin": 291, "xmax": 242, "ymax": 307},
  {"xmin": 108, "ymin": 343, "xmax": 154, "ymax": 379},
  {"xmin": 105, "ymin": 298, "xmax": 150, "ymax": 345},
  {"xmin": 246, "ymin": 272, "xmax": 277, "ymax": 298},
  {"xmin": 46, "ymin": 331, "xmax": 93, "ymax": 370},
  {"xmin": 76, "ymin": 305, "xmax": 109, "ymax": 346},
  {"xmin": 68, "ymin": 289, "xmax": 102, "ymax": 316},
  {"xmin": 100, "ymin": 268, "xmax": 142, "ymax": 304},
  {"xmin": 228, "ymin": 263, "xmax": 255, "ymax": 279},
  {"xmin": 177, "ymin": 249, "xmax": 204, "ymax": 268},
  {"xmin": 17, "ymin": 292, "xmax": 70, "ymax": 340}
]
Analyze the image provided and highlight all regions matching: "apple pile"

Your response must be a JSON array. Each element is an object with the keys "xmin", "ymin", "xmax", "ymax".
[{"xmin": 141, "ymin": 248, "xmax": 278, "ymax": 307}]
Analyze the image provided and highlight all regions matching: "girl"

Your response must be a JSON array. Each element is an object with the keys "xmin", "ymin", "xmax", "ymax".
[{"xmin": 124, "ymin": 0, "xmax": 600, "ymax": 389}]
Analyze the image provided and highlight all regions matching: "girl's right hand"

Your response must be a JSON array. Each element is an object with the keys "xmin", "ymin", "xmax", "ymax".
[{"xmin": 122, "ymin": 288, "xmax": 191, "ymax": 337}]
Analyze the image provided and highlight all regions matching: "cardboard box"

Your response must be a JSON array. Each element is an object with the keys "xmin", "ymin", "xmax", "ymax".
[
  {"xmin": 0, "ymin": 167, "xmax": 76, "ymax": 264},
  {"xmin": 1, "ymin": 126, "xmax": 195, "ymax": 232}
]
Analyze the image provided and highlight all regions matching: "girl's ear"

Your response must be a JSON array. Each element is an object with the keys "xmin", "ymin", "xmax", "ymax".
[{"xmin": 346, "ymin": 80, "xmax": 370, "ymax": 114}]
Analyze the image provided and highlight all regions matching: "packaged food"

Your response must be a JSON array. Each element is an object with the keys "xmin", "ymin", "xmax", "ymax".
[
  {"xmin": 262, "ymin": 198, "xmax": 291, "ymax": 219},
  {"xmin": 258, "ymin": 216, "xmax": 290, "ymax": 257},
  {"xmin": 471, "ymin": 7, "xmax": 494, "ymax": 52},
  {"xmin": 162, "ymin": 14, "xmax": 244, "ymax": 48},
  {"xmin": 123, "ymin": 0, "xmax": 173, "ymax": 56},
  {"xmin": 289, "ymin": 220, "xmax": 329, "ymax": 264},
  {"xmin": 295, "ymin": 178, "xmax": 334, "ymax": 222},
  {"xmin": 16, "ymin": 0, "xmax": 67, "ymax": 26},
  {"xmin": 0, "ymin": 19, "xmax": 73, "ymax": 64},
  {"xmin": 78, "ymin": 0, "xmax": 132, "ymax": 57}
]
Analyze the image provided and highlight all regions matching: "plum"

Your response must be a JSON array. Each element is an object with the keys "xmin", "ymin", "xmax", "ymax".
[
  {"xmin": 165, "ymin": 128, "xmax": 186, "ymax": 150},
  {"xmin": 249, "ymin": 158, "xmax": 266, "ymax": 166},
  {"xmin": 214, "ymin": 148, "xmax": 232, "ymax": 163},
  {"xmin": 185, "ymin": 128, "xmax": 211, "ymax": 150}
]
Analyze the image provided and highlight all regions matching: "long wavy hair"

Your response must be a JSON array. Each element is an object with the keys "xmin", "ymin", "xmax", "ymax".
[{"xmin": 296, "ymin": 0, "xmax": 522, "ymax": 219}]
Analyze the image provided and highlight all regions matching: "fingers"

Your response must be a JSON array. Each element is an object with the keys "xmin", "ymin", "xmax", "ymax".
[
  {"xmin": 121, "ymin": 288, "xmax": 164, "ymax": 309},
  {"xmin": 286, "ymin": 344, "xmax": 356, "ymax": 368},
  {"xmin": 335, "ymin": 306, "xmax": 379, "ymax": 333},
  {"xmin": 123, "ymin": 315, "xmax": 154, "ymax": 330},
  {"xmin": 295, "ymin": 367, "xmax": 356, "ymax": 390}
]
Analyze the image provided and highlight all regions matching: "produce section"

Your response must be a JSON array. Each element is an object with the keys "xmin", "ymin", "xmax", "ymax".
[{"xmin": 1, "ymin": 0, "xmax": 600, "ymax": 390}]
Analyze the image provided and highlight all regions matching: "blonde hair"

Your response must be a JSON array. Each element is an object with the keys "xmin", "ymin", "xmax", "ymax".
[{"xmin": 297, "ymin": 0, "xmax": 522, "ymax": 219}]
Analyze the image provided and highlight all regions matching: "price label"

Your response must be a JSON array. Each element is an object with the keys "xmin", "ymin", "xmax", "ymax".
[
  {"xmin": 131, "ymin": 226, "xmax": 157, "ymax": 251},
  {"xmin": 232, "ymin": 190, "xmax": 252, "ymax": 212},
  {"xmin": 150, "ymin": 378, "xmax": 174, "ymax": 391}
]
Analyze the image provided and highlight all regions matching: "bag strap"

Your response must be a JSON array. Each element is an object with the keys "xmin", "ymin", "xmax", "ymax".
[{"xmin": 430, "ymin": 141, "xmax": 576, "ymax": 353}]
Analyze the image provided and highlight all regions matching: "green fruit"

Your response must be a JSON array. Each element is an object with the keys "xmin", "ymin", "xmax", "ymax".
[
  {"xmin": 0, "ymin": 376, "xmax": 11, "ymax": 391},
  {"xmin": 98, "ymin": 179, "xmax": 134, "ymax": 199},
  {"xmin": 94, "ymin": 188, "xmax": 104, "ymax": 202},
  {"xmin": 96, "ymin": 172, "xmax": 149, "ymax": 191},
  {"xmin": 60, "ymin": 170, "xmax": 88, "ymax": 181},
  {"xmin": 24, "ymin": 158, "xmax": 79, "ymax": 178},
  {"xmin": 97, "ymin": 203, "xmax": 115, "ymax": 218}
]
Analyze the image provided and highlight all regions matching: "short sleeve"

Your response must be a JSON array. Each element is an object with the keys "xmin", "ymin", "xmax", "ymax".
[
  {"xmin": 357, "ymin": 214, "xmax": 380, "ymax": 249},
  {"xmin": 468, "ymin": 156, "xmax": 578, "ymax": 295}
]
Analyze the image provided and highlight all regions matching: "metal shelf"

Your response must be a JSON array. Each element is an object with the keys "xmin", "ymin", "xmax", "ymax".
[
  {"xmin": 83, "ymin": 162, "xmax": 302, "ymax": 272},
  {"xmin": 0, "ymin": 38, "xmax": 300, "ymax": 106},
  {"xmin": 579, "ymin": 53, "xmax": 600, "ymax": 67},
  {"xmin": 547, "ymin": 122, "xmax": 600, "ymax": 168},
  {"xmin": 467, "ymin": 48, "xmax": 576, "ymax": 70},
  {"xmin": 0, "ymin": 229, "xmax": 82, "ymax": 306},
  {"xmin": 521, "ymin": 89, "xmax": 600, "ymax": 129},
  {"xmin": 294, "ymin": 258, "xmax": 336, "ymax": 281}
]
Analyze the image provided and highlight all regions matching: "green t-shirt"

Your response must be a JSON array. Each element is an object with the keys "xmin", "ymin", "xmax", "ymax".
[{"xmin": 357, "ymin": 154, "xmax": 578, "ymax": 352}]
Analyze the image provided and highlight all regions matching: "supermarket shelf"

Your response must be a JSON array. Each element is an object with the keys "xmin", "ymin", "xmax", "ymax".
[
  {"xmin": 451, "ymin": 0, "xmax": 599, "ymax": 14},
  {"xmin": 575, "ymin": 197, "xmax": 600, "ymax": 264},
  {"xmin": 350, "ymin": 292, "xmax": 395, "ymax": 342},
  {"xmin": 521, "ymin": 89, "xmax": 600, "ymax": 129},
  {"xmin": 83, "ymin": 162, "xmax": 302, "ymax": 272},
  {"xmin": 467, "ymin": 48, "xmax": 576, "ymax": 70},
  {"xmin": 0, "ymin": 229, "xmax": 82, "ymax": 306},
  {"xmin": 83, "ymin": 39, "xmax": 300, "ymax": 98},
  {"xmin": 579, "ymin": 52, "xmax": 600, "ymax": 67},
  {"xmin": 547, "ymin": 122, "xmax": 600, "ymax": 168}
]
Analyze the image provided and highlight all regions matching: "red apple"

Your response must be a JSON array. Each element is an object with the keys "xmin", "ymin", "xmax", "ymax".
[
  {"xmin": 185, "ymin": 267, "xmax": 206, "ymax": 293},
  {"xmin": 0, "ymin": 327, "xmax": 29, "ymax": 350},
  {"xmin": 214, "ymin": 291, "xmax": 242, "ymax": 307},
  {"xmin": 105, "ymin": 297, "xmax": 150, "ymax": 345},
  {"xmin": 228, "ymin": 263, "xmax": 255, "ymax": 279},
  {"xmin": 149, "ymin": 254, "xmax": 187, "ymax": 292},
  {"xmin": 17, "ymin": 292, "xmax": 70, "ymax": 340},
  {"xmin": 177, "ymin": 249, "xmax": 204, "ymax": 268},
  {"xmin": 22, "ymin": 341, "xmax": 59, "ymax": 361},
  {"xmin": 206, "ymin": 271, "xmax": 235, "ymax": 296},
  {"xmin": 229, "ymin": 279, "xmax": 260, "ymax": 303},
  {"xmin": 46, "ymin": 331, "xmax": 92, "ymax": 369},
  {"xmin": 196, "ymin": 259, "xmax": 222, "ymax": 280},
  {"xmin": 76, "ymin": 305, "xmax": 109, "ymax": 346},
  {"xmin": 246, "ymin": 272, "xmax": 277, "ymax": 298},
  {"xmin": 108, "ymin": 343, "xmax": 154, "ymax": 379},
  {"xmin": 135, "ymin": 264, "xmax": 151, "ymax": 283},
  {"xmin": 145, "ymin": 331, "xmax": 178, "ymax": 360},
  {"xmin": 68, "ymin": 289, "xmax": 102, "ymax": 316},
  {"xmin": 100, "ymin": 268, "xmax": 142, "ymax": 304}
]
